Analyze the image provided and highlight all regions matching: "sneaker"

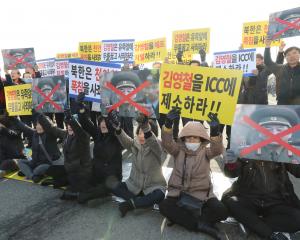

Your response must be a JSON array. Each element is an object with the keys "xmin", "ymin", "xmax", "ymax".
[
  {"xmin": 270, "ymin": 232, "xmax": 290, "ymax": 240},
  {"xmin": 0, "ymin": 170, "xmax": 6, "ymax": 178}
]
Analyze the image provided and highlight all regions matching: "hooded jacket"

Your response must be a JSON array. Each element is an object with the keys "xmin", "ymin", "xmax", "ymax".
[{"xmin": 162, "ymin": 122, "xmax": 224, "ymax": 201}]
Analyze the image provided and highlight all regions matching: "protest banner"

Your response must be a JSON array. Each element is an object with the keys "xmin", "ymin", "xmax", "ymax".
[
  {"xmin": 55, "ymin": 59, "xmax": 69, "ymax": 78},
  {"xmin": 159, "ymin": 64, "xmax": 243, "ymax": 125},
  {"xmin": 56, "ymin": 52, "xmax": 79, "ymax": 59},
  {"xmin": 69, "ymin": 59, "xmax": 121, "ymax": 102},
  {"xmin": 134, "ymin": 38, "xmax": 167, "ymax": 64},
  {"xmin": 4, "ymin": 84, "xmax": 32, "ymax": 116},
  {"xmin": 268, "ymin": 7, "xmax": 300, "ymax": 39},
  {"xmin": 100, "ymin": 69, "xmax": 160, "ymax": 118},
  {"xmin": 242, "ymin": 21, "xmax": 281, "ymax": 48},
  {"xmin": 172, "ymin": 28, "xmax": 210, "ymax": 54},
  {"xmin": 79, "ymin": 42, "xmax": 101, "ymax": 62},
  {"xmin": 213, "ymin": 49, "xmax": 256, "ymax": 77},
  {"xmin": 32, "ymin": 76, "xmax": 67, "ymax": 113},
  {"xmin": 230, "ymin": 104, "xmax": 300, "ymax": 164},
  {"xmin": 36, "ymin": 58, "xmax": 56, "ymax": 77},
  {"xmin": 101, "ymin": 39, "xmax": 135, "ymax": 63},
  {"xmin": 2, "ymin": 48, "xmax": 36, "ymax": 70},
  {"xmin": 167, "ymin": 50, "xmax": 193, "ymax": 65}
]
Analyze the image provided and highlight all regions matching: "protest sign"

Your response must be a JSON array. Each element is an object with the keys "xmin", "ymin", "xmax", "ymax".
[
  {"xmin": 214, "ymin": 49, "xmax": 256, "ymax": 77},
  {"xmin": 167, "ymin": 50, "xmax": 193, "ymax": 65},
  {"xmin": 172, "ymin": 28, "xmax": 210, "ymax": 54},
  {"xmin": 159, "ymin": 64, "xmax": 243, "ymax": 125},
  {"xmin": 55, "ymin": 59, "xmax": 69, "ymax": 78},
  {"xmin": 4, "ymin": 84, "xmax": 32, "ymax": 116},
  {"xmin": 134, "ymin": 38, "xmax": 167, "ymax": 64},
  {"xmin": 268, "ymin": 7, "xmax": 300, "ymax": 39},
  {"xmin": 231, "ymin": 104, "xmax": 300, "ymax": 164},
  {"xmin": 69, "ymin": 59, "xmax": 121, "ymax": 102},
  {"xmin": 2, "ymin": 48, "xmax": 36, "ymax": 70},
  {"xmin": 36, "ymin": 58, "xmax": 56, "ymax": 77},
  {"xmin": 242, "ymin": 21, "xmax": 281, "ymax": 48},
  {"xmin": 32, "ymin": 76, "xmax": 67, "ymax": 113},
  {"xmin": 56, "ymin": 52, "xmax": 79, "ymax": 59},
  {"xmin": 100, "ymin": 69, "xmax": 160, "ymax": 118},
  {"xmin": 79, "ymin": 42, "xmax": 101, "ymax": 61},
  {"xmin": 101, "ymin": 39, "xmax": 135, "ymax": 63}
]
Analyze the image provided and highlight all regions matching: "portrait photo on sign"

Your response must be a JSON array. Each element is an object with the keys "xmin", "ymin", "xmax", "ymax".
[
  {"xmin": 31, "ymin": 76, "xmax": 67, "ymax": 113},
  {"xmin": 1, "ymin": 48, "xmax": 36, "ymax": 70},
  {"xmin": 100, "ymin": 69, "xmax": 160, "ymax": 118},
  {"xmin": 268, "ymin": 7, "xmax": 300, "ymax": 39},
  {"xmin": 231, "ymin": 104, "xmax": 300, "ymax": 164}
]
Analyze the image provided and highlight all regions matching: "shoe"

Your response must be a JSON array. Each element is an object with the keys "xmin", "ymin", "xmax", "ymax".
[
  {"xmin": 77, "ymin": 186, "xmax": 108, "ymax": 204},
  {"xmin": 32, "ymin": 175, "xmax": 43, "ymax": 183},
  {"xmin": 0, "ymin": 170, "xmax": 6, "ymax": 178},
  {"xmin": 60, "ymin": 190, "xmax": 78, "ymax": 201},
  {"xmin": 40, "ymin": 178, "xmax": 55, "ymax": 186},
  {"xmin": 197, "ymin": 222, "xmax": 222, "ymax": 240},
  {"xmin": 17, "ymin": 171, "xmax": 25, "ymax": 177},
  {"xmin": 270, "ymin": 232, "xmax": 290, "ymax": 240},
  {"xmin": 118, "ymin": 200, "xmax": 134, "ymax": 217}
]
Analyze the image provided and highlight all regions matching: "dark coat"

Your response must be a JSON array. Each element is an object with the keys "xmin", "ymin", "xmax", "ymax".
[
  {"xmin": 79, "ymin": 113, "xmax": 123, "ymax": 182},
  {"xmin": 223, "ymin": 160, "xmax": 300, "ymax": 208},
  {"xmin": 14, "ymin": 115, "xmax": 61, "ymax": 168},
  {"xmin": 264, "ymin": 47, "xmax": 300, "ymax": 105},
  {"xmin": 0, "ymin": 119, "xmax": 25, "ymax": 161}
]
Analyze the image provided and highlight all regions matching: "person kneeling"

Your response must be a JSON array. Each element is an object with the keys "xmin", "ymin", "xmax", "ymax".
[
  {"xmin": 159, "ymin": 109, "xmax": 228, "ymax": 240},
  {"xmin": 108, "ymin": 111, "xmax": 166, "ymax": 217}
]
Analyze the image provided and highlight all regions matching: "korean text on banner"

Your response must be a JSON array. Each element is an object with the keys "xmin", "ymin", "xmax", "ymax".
[
  {"xmin": 4, "ymin": 84, "xmax": 32, "ymax": 116},
  {"xmin": 79, "ymin": 42, "xmax": 101, "ymax": 62},
  {"xmin": 69, "ymin": 59, "xmax": 121, "ymax": 102},
  {"xmin": 36, "ymin": 58, "xmax": 56, "ymax": 77},
  {"xmin": 134, "ymin": 38, "xmax": 167, "ymax": 64},
  {"xmin": 172, "ymin": 28, "xmax": 210, "ymax": 54},
  {"xmin": 159, "ymin": 64, "xmax": 243, "ymax": 125},
  {"xmin": 101, "ymin": 39, "xmax": 135, "ymax": 63},
  {"xmin": 242, "ymin": 21, "xmax": 281, "ymax": 48},
  {"xmin": 214, "ymin": 49, "xmax": 256, "ymax": 77}
]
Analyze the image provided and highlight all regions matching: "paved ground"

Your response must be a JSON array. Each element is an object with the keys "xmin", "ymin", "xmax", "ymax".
[{"xmin": 0, "ymin": 150, "xmax": 300, "ymax": 240}]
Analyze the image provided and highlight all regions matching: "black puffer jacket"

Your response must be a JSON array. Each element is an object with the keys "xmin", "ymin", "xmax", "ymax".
[
  {"xmin": 264, "ymin": 47, "xmax": 300, "ymax": 105},
  {"xmin": 79, "ymin": 112, "xmax": 123, "ymax": 182},
  {"xmin": 0, "ymin": 117, "xmax": 24, "ymax": 160},
  {"xmin": 223, "ymin": 159, "xmax": 300, "ymax": 208},
  {"xmin": 14, "ymin": 115, "xmax": 62, "ymax": 168}
]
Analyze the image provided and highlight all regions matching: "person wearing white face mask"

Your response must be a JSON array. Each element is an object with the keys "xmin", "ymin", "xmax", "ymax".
[{"xmin": 159, "ymin": 109, "xmax": 228, "ymax": 240}]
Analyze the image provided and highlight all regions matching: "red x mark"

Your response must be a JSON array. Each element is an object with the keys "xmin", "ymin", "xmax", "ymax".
[
  {"xmin": 240, "ymin": 116, "xmax": 300, "ymax": 157},
  {"xmin": 272, "ymin": 17, "xmax": 300, "ymax": 39},
  {"xmin": 4, "ymin": 52, "xmax": 33, "ymax": 70},
  {"xmin": 34, "ymin": 83, "xmax": 62, "ymax": 111},
  {"xmin": 106, "ymin": 80, "xmax": 151, "ymax": 116}
]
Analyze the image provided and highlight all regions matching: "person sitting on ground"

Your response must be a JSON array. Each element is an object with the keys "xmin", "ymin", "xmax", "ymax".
[
  {"xmin": 108, "ymin": 110, "xmax": 166, "ymax": 217},
  {"xmin": 73, "ymin": 93, "xmax": 123, "ymax": 203},
  {"xmin": 159, "ymin": 109, "xmax": 228, "ymax": 240},
  {"xmin": 15, "ymin": 110, "xmax": 63, "ymax": 183},
  {"xmin": 0, "ymin": 112, "xmax": 25, "ymax": 178},
  {"xmin": 222, "ymin": 149, "xmax": 300, "ymax": 240}
]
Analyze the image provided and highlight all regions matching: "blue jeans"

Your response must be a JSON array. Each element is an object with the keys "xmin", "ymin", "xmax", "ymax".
[{"xmin": 112, "ymin": 182, "xmax": 165, "ymax": 208}]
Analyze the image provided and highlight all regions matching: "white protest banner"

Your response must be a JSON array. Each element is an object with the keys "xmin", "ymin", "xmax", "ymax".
[
  {"xmin": 55, "ymin": 59, "xmax": 69, "ymax": 78},
  {"xmin": 101, "ymin": 39, "xmax": 135, "ymax": 63},
  {"xmin": 68, "ymin": 59, "xmax": 121, "ymax": 102},
  {"xmin": 214, "ymin": 49, "xmax": 256, "ymax": 77},
  {"xmin": 36, "ymin": 58, "xmax": 56, "ymax": 77}
]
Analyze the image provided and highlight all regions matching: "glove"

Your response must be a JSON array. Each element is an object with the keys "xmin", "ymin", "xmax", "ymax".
[
  {"xmin": 108, "ymin": 110, "xmax": 120, "ymax": 130},
  {"xmin": 77, "ymin": 92, "xmax": 85, "ymax": 103},
  {"xmin": 176, "ymin": 50, "xmax": 183, "ymax": 63},
  {"xmin": 64, "ymin": 109, "xmax": 73, "ymax": 123},
  {"xmin": 224, "ymin": 149, "xmax": 238, "ymax": 164},
  {"xmin": 31, "ymin": 108, "xmax": 40, "ymax": 121},
  {"xmin": 165, "ymin": 108, "xmax": 180, "ymax": 129},
  {"xmin": 136, "ymin": 113, "xmax": 150, "ymax": 132},
  {"xmin": 76, "ymin": 92, "xmax": 86, "ymax": 113},
  {"xmin": 208, "ymin": 112, "xmax": 220, "ymax": 137},
  {"xmin": 199, "ymin": 48, "xmax": 206, "ymax": 62}
]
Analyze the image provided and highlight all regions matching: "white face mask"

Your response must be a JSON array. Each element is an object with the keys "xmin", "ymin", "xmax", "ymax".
[{"xmin": 185, "ymin": 142, "xmax": 200, "ymax": 151}]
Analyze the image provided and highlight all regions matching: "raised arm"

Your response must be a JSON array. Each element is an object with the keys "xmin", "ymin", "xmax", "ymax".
[
  {"xmin": 38, "ymin": 113, "xmax": 66, "ymax": 139},
  {"xmin": 264, "ymin": 40, "xmax": 283, "ymax": 76}
]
